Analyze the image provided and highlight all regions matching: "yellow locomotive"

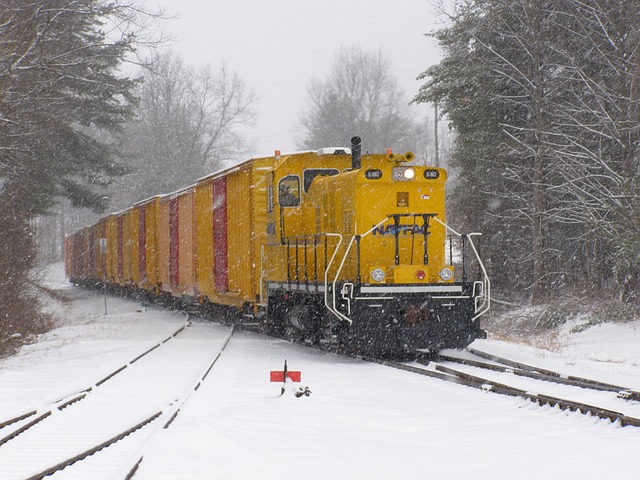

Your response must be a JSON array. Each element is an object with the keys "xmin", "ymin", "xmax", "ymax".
[{"xmin": 66, "ymin": 137, "xmax": 490, "ymax": 357}]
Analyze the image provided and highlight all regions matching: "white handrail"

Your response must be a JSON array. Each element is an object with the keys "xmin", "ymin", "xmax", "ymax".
[
  {"xmin": 327, "ymin": 216, "xmax": 391, "ymax": 324},
  {"xmin": 323, "ymin": 215, "xmax": 491, "ymax": 324},
  {"xmin": 323, "ymin": 233, "xmax": 350, "ymax": 324},
  {"xmin": 431, "ymin": 216, "xmax": 491, "ymax": 319},
  {"xmin": 466, "ymin": 233, "xmax": 491, "ymax": 319}
]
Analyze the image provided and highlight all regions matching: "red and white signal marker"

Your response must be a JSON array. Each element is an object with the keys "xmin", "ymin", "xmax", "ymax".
[{"xmin": 270, "ymin": 360, "xmax": 310, "ymax": 397}]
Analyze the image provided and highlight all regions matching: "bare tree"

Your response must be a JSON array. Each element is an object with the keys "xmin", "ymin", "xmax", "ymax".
[
  {"xmin": 545, "ymin": 0, "xmax": 640, "ymax": 300},
  {"xmin": 297, "ymin": 45, "xmax": 417, "ymax": 153},
  {"xmin": 111, "ymin": 51, "xmax": 255, "ymax": 207}
]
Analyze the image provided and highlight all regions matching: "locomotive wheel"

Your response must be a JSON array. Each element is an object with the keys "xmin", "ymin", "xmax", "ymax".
[{"xmin": 286, "ymin": 301, "xmax": 326, "ymax": 342}]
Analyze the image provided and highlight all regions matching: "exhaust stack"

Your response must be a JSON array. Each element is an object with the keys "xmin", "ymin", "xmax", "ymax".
[{"xmin": 351, "ymin": 136, "xmax": 361, "ymax": 170}]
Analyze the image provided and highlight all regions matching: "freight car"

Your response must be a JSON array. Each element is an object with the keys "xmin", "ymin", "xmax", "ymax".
[{"xmin": 66, "ymin": 137, "xmax": 490, "ymax": 358}]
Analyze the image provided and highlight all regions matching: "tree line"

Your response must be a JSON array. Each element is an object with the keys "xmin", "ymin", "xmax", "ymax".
[
  {"xmin": 1, "ymin": 0, "xmax": 148, "ymax": 350},
  {"xmin": 16, "ymin": 0, "xmax": 631, "ymax": 352},
  {"xmin": 416, "ymin": 0, "xmax": 640, "ymax": 304}
]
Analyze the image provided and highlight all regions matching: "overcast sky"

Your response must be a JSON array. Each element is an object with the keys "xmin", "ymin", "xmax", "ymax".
[{"xmin": 144, "ymin": 0, "xmax": 446, "ymax": 156}]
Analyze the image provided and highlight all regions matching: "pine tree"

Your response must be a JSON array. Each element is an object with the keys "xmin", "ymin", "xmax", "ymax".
[
  {"xmin": 416, "ymin": 0, "xmax": 640, "ymax": 302},
  {"xmin": 0, "ymin": 0, "xmax": 150, "ymax": 350},
  {"xmin": 0, "ymin": 0, "xmax": 139, "ymax": 214}
]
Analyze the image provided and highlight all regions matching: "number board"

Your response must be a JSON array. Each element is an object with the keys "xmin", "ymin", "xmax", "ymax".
[
  {"xmin": 365, "ymin": 169, "xmax": 383, "ymax": 180},
  {"xmin": 423, "ymin": 169, "xmax": 440, "ymax": 179}
]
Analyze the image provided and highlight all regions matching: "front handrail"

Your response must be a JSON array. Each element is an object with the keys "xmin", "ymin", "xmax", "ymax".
[
  {"xmin": 326, "ymin": 216, "xmax": 390, "ymax": 324},
  {"xmin": 466, "ymin": 233, "xmax": 491, "ymax": 319},
  {"xmin": 301, "ymin": 214, "xmax": 491, "ymax": 324},
  {"xmin": 431, "ymin": 216, "xmax": 491, "ymax": 319},
  {"xmin": 322, "ymin": 233, "xmax": 350, "ymax": 324}
]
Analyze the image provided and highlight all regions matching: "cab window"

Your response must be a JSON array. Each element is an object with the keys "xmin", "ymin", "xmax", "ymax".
[
  {"xmin": 303, "ymin": 168, "xmax": 339, "ymax": 193},
  {"xmin": 278, "ymin": 175, "xmax": 300, "ymax": 207}
]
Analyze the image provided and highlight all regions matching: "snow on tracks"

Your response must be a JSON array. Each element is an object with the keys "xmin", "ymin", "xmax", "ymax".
[
  {"xmin": 393, "ymin": 349, "xmax": 640, "ymax": 428},
  {"xmin": 0, "ymin": 321, "xmax": 233, "ymax": 480}
]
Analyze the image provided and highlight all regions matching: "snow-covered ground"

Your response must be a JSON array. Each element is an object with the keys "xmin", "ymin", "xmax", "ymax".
[{"xmin": 2, "ymin": 264, "xmax": 640, "ymax": 479}]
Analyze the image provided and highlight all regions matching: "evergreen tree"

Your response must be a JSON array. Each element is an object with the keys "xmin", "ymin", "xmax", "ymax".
[
  {"xmin": 416, "ymin": 0, "xmax": 640, "ymax": 302},
  {"xmin": 0, "ymin": 0, "xmax": 151, "ymax": 349},
  {"xmin": 0, "ymin": 0, "xmax": 140, "ymax": 214}
]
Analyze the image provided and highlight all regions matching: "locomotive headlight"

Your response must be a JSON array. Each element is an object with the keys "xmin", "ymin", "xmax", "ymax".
[
  {"xmin": 392, "ymin": 167, "xmax": 415, "ymax": 182},
  {"xmin": 371, "ymin": 268, "xmax": 386, "ymax": 282},
  {"xmin": 439, "ymin": 267, "xmax": 454, "ymax": 281}
]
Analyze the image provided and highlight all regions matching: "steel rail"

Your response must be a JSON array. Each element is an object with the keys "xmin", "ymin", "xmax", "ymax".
[
  {"xmin": 432, "ymin": 362, "xmax": 640, "ymax": 427},
  {"xmin": 372, "ymin": 357, "xmax": 640, "ymax": 428},
  {"xmin": 122, "ymin": 325, "xmax": 235, "ymax": 479},
  {"xmin": 24, "ymin": 412, "xmax": 163, "ymax": 480},
  {"xmin": 18, "ymin": 324, "xmax": 234, "ymax": 480},
  {"xmin": 0, "ymin": 318, "xmax": 188, "ymax": 447},
  {"xmin": 433, "ymin": 352, "xmax": 638, "ymax": 400},
  {"xmin": 466, "ymin": 347, "xmax": 640, "ymax": 401}
]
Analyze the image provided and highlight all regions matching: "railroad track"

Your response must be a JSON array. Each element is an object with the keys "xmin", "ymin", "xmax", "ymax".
[
  {"xmin": 373, "ymin": 347, "xmax": 640, "ymax": 428},
  {"xmin": 0, "ymin": 320, "xmax": 234, "ymax": 480},
  {"xmin": 0, "ymin": 318, "xmax": 189, "ymax": 445}
]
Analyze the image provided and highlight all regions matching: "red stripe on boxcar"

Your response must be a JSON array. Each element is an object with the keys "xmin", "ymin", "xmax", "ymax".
[
  {"xmin": 213, "ymin": 177, "xmax": 228, "ymax": 293},
  {"xmin": 169, "ymin": 197, "xmax": 179, "ymax": 288}
]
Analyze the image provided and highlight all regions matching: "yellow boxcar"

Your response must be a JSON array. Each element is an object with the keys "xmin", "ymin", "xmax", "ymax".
[
  {"xmin": 79, "ymin": 227, "xmax": 89, "ymax": 279},
  {"xmin": 104, "ymin": 214, "xmax": 118, "ymax": 284},
  {"xmin": 176, "ymin": 187, "xmax": 196, "ymax": 298},
  {"xmin": 194, "ymin": 158, "xmax": 271, "ymax": 310},
  {"xmin": 157, "ymin": 196, "xmax": 171, "ymax": 293},
  {"xmin": 115, "ymin": 210, "xmax": 131, "ymax": 286},
  {"xmin": 194, "ymin": 177, "xmax": 214, "ymax": 300},
  {"xmin": 97, "ymin": 216, "xmax": 110, "ymax": 282},
  {"xmin": 87, "ymin": 223, "xmax": 99, "ymax": 283},
  {"xmin": 134, "ymin": 196, "xmax": 161, "ymax": 292},
  {"xmin": 128, "ymin": 206, "xmax": 140, "ymax": 286}
]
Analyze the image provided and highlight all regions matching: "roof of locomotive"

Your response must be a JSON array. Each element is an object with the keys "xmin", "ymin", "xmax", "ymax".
[
  {"xmin": 194, "ymin": 147, "xmax": 354, "ymax": 184},
  {"xmin": 97, "ymin": 147, "xmax": 428, "ymax": 222}
]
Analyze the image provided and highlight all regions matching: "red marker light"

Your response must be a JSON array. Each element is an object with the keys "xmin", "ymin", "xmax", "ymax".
[{"xmin": 417, "ymin": 270, "xmax": 426, "ymax": 280}]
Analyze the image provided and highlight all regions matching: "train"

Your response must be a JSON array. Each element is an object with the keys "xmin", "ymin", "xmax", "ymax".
[{"xmin": 65, "ymin": 137, "xmax": 490, "ymax": 358}]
